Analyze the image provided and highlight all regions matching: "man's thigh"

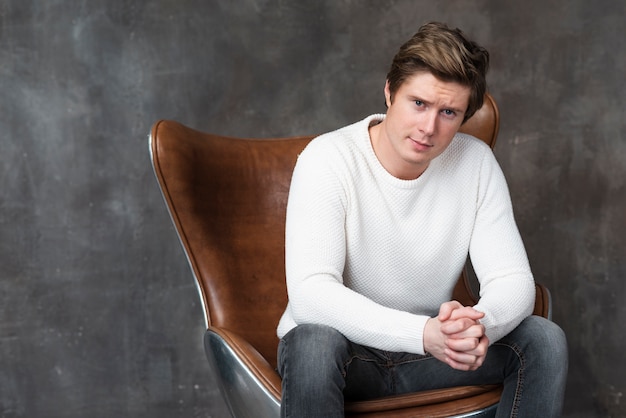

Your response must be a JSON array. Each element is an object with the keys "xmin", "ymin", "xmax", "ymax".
[
  {"xmin": 345, "ymin": 316, "xmax": 556, "ymax": 399},
  {"xmin": 343, "ymin": 329, "xmax": 537, "ymax": 401}
]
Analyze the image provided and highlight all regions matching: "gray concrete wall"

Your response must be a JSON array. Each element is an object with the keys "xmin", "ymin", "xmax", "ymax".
[{"xmin": 1, "ymin": 1, "xmax": 623, "ymax": 417}]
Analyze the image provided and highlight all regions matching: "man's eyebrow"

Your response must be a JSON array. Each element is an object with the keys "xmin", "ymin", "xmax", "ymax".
[{"xmin": 408, "ymin": 95, "xmax": 466, "ymax": 114}]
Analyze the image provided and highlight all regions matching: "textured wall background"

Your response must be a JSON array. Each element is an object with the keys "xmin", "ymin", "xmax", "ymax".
[{"xmin": 1, "ymin": 1, "xmax": 624, "ymax": 417}]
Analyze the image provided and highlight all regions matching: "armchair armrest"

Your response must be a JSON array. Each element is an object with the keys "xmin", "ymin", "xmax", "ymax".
[{"xmin": 533, "ymin": 283, "xmax": 552, "ymax": 319}]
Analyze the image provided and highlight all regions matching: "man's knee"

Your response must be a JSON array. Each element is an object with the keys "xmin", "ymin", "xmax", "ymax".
[
  {"xmin": 283, "ymin": 324, "xmax": 348, "ymax": 350},
  {"xmin": 519, "ymin": 316, "xmax": 568, "ymax": 362},
  {"xmin": 523, "ymin": 316, "xmax": 566, "ymax": 343},
  {"xmin": 279, "ymin": 324, "xmax": 350, "ymax": 377}
]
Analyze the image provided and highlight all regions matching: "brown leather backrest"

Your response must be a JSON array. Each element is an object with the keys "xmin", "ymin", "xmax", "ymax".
[
  {"xmin": 459, "ymin": 93, "xmax": 500, "ymax": 147},
  {"xmin": 150, "ymin": 93, "xmax": 499, "ymax": 367}
]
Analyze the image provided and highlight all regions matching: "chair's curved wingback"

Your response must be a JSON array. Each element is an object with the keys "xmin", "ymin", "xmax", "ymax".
[{"xmin": 150, "ymin": 93, "xmax": 551, "ymax": 418}]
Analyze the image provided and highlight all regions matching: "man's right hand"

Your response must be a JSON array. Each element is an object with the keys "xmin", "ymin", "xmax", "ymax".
[{"xmin": 423, "ymin": 301, "xmax": 489, "ymax": 371}]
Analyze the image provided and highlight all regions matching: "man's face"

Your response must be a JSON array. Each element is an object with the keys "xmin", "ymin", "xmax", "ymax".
[{"xmin": 373, "ymin": 71, "xmax": 470, "ymax": 180}]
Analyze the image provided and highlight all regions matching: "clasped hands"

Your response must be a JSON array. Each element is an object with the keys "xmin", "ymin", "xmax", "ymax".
[{"xmin": 424, "ymin": 301, "xmax": 489, "ymax": 371}]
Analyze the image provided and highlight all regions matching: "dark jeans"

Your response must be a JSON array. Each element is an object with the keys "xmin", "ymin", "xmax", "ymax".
[{"xmin": 278, "ymin": 316, "xmax": 567, "ymax": 418}]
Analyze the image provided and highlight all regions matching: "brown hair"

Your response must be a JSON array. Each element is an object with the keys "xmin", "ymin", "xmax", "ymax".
[{"xmin": 386, "ymin": 22, "xmax": 490, "ymax": 123}]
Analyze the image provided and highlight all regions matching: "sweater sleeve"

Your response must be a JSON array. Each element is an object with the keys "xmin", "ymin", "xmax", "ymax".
[
  {"xmin": 284, "ymin": 139, "xmax": 429, "ymax": 354},
  {"xmin": 470, "ymin": 151, "xmax": 536, "ymax": 343}
]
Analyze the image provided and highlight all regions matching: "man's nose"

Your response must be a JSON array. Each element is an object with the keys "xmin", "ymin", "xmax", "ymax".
[{"xmin": 418, "ymin": 111, "xmax": 437, "ymax": 136}]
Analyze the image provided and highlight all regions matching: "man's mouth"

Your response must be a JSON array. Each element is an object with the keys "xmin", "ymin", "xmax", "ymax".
[{"xmin": 409, "ymin": 137, "xmax": 434, "ymax": 149}]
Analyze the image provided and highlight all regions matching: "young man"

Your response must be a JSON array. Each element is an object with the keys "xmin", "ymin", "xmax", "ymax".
[{"xmin": 277, "ymin": 22, "xmax": 568, "ymax": 417}]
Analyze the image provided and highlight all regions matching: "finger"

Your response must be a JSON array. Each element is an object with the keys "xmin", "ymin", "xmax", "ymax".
[
  {"xmin": 445, "ymin": 337, "xmax": 481, "ymax": 352},
  {"xmin": 440, "ymin": 318, "xmax": 484, "ymax": 336},
  {"xmin": 444, "ymin": 350, "xmax": 483, "ymax": 371},
  {"xmin": 447, "ymin": 306, "xmax": 485, "ymax": 321},
  {"xmin": 452, "ymin": 336, "xmax": 489, "ymax": 357},
  {"xmin": 442, "ymin": 321, "xmax": 485, "ymax": 338},
  {"xmin": 437, "ymin": 301, "xmax": 464, "ymax": 321},
  {"xmin": 446, "ymin": 344, "xmax": 488, "ymax": 368},
  {"xmin": 445, "ymin": 333, "xmax": 489, "ymax": 354}
]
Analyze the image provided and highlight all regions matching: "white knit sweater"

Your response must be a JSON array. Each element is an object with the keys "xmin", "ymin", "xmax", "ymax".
[{"xmin": 277, "ymin": 115, "xmax": 535, "ymax": 355}]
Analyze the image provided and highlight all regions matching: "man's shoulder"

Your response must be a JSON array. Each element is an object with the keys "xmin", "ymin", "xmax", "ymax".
[
  {"xmin": 302, "ymin": 115, "xmax": 381, "ymax": 156},
  {"xmin": 452, "ymin": 132, "xmax": 491, "ymax": 151},
  {"xmin": 432, "ymin": 133, "xmax": 496, "ymax": 179},
  {"xmin": 444, "ymin": 132, "xmax": 493, "ymax": 161}
]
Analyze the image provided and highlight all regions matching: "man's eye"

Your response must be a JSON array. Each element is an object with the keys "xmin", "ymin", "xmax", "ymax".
[
  {"xmin": 442, "ymin": 109, "xmax": 456, "ymax": 117},
  {"xmin": 415, "ymin": 100, "xmax": 424, "ymax": 107}
]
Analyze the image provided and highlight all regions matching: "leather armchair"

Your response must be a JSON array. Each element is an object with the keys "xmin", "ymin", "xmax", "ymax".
[{"xmin": 149, "ymin": 93, "xmax": 551, "ymax": 417}]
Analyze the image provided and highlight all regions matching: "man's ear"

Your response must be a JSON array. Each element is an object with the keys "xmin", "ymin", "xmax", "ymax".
[{"xmin": 384, "ymin": 80, "xmax": 392, "ymax": 108}]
